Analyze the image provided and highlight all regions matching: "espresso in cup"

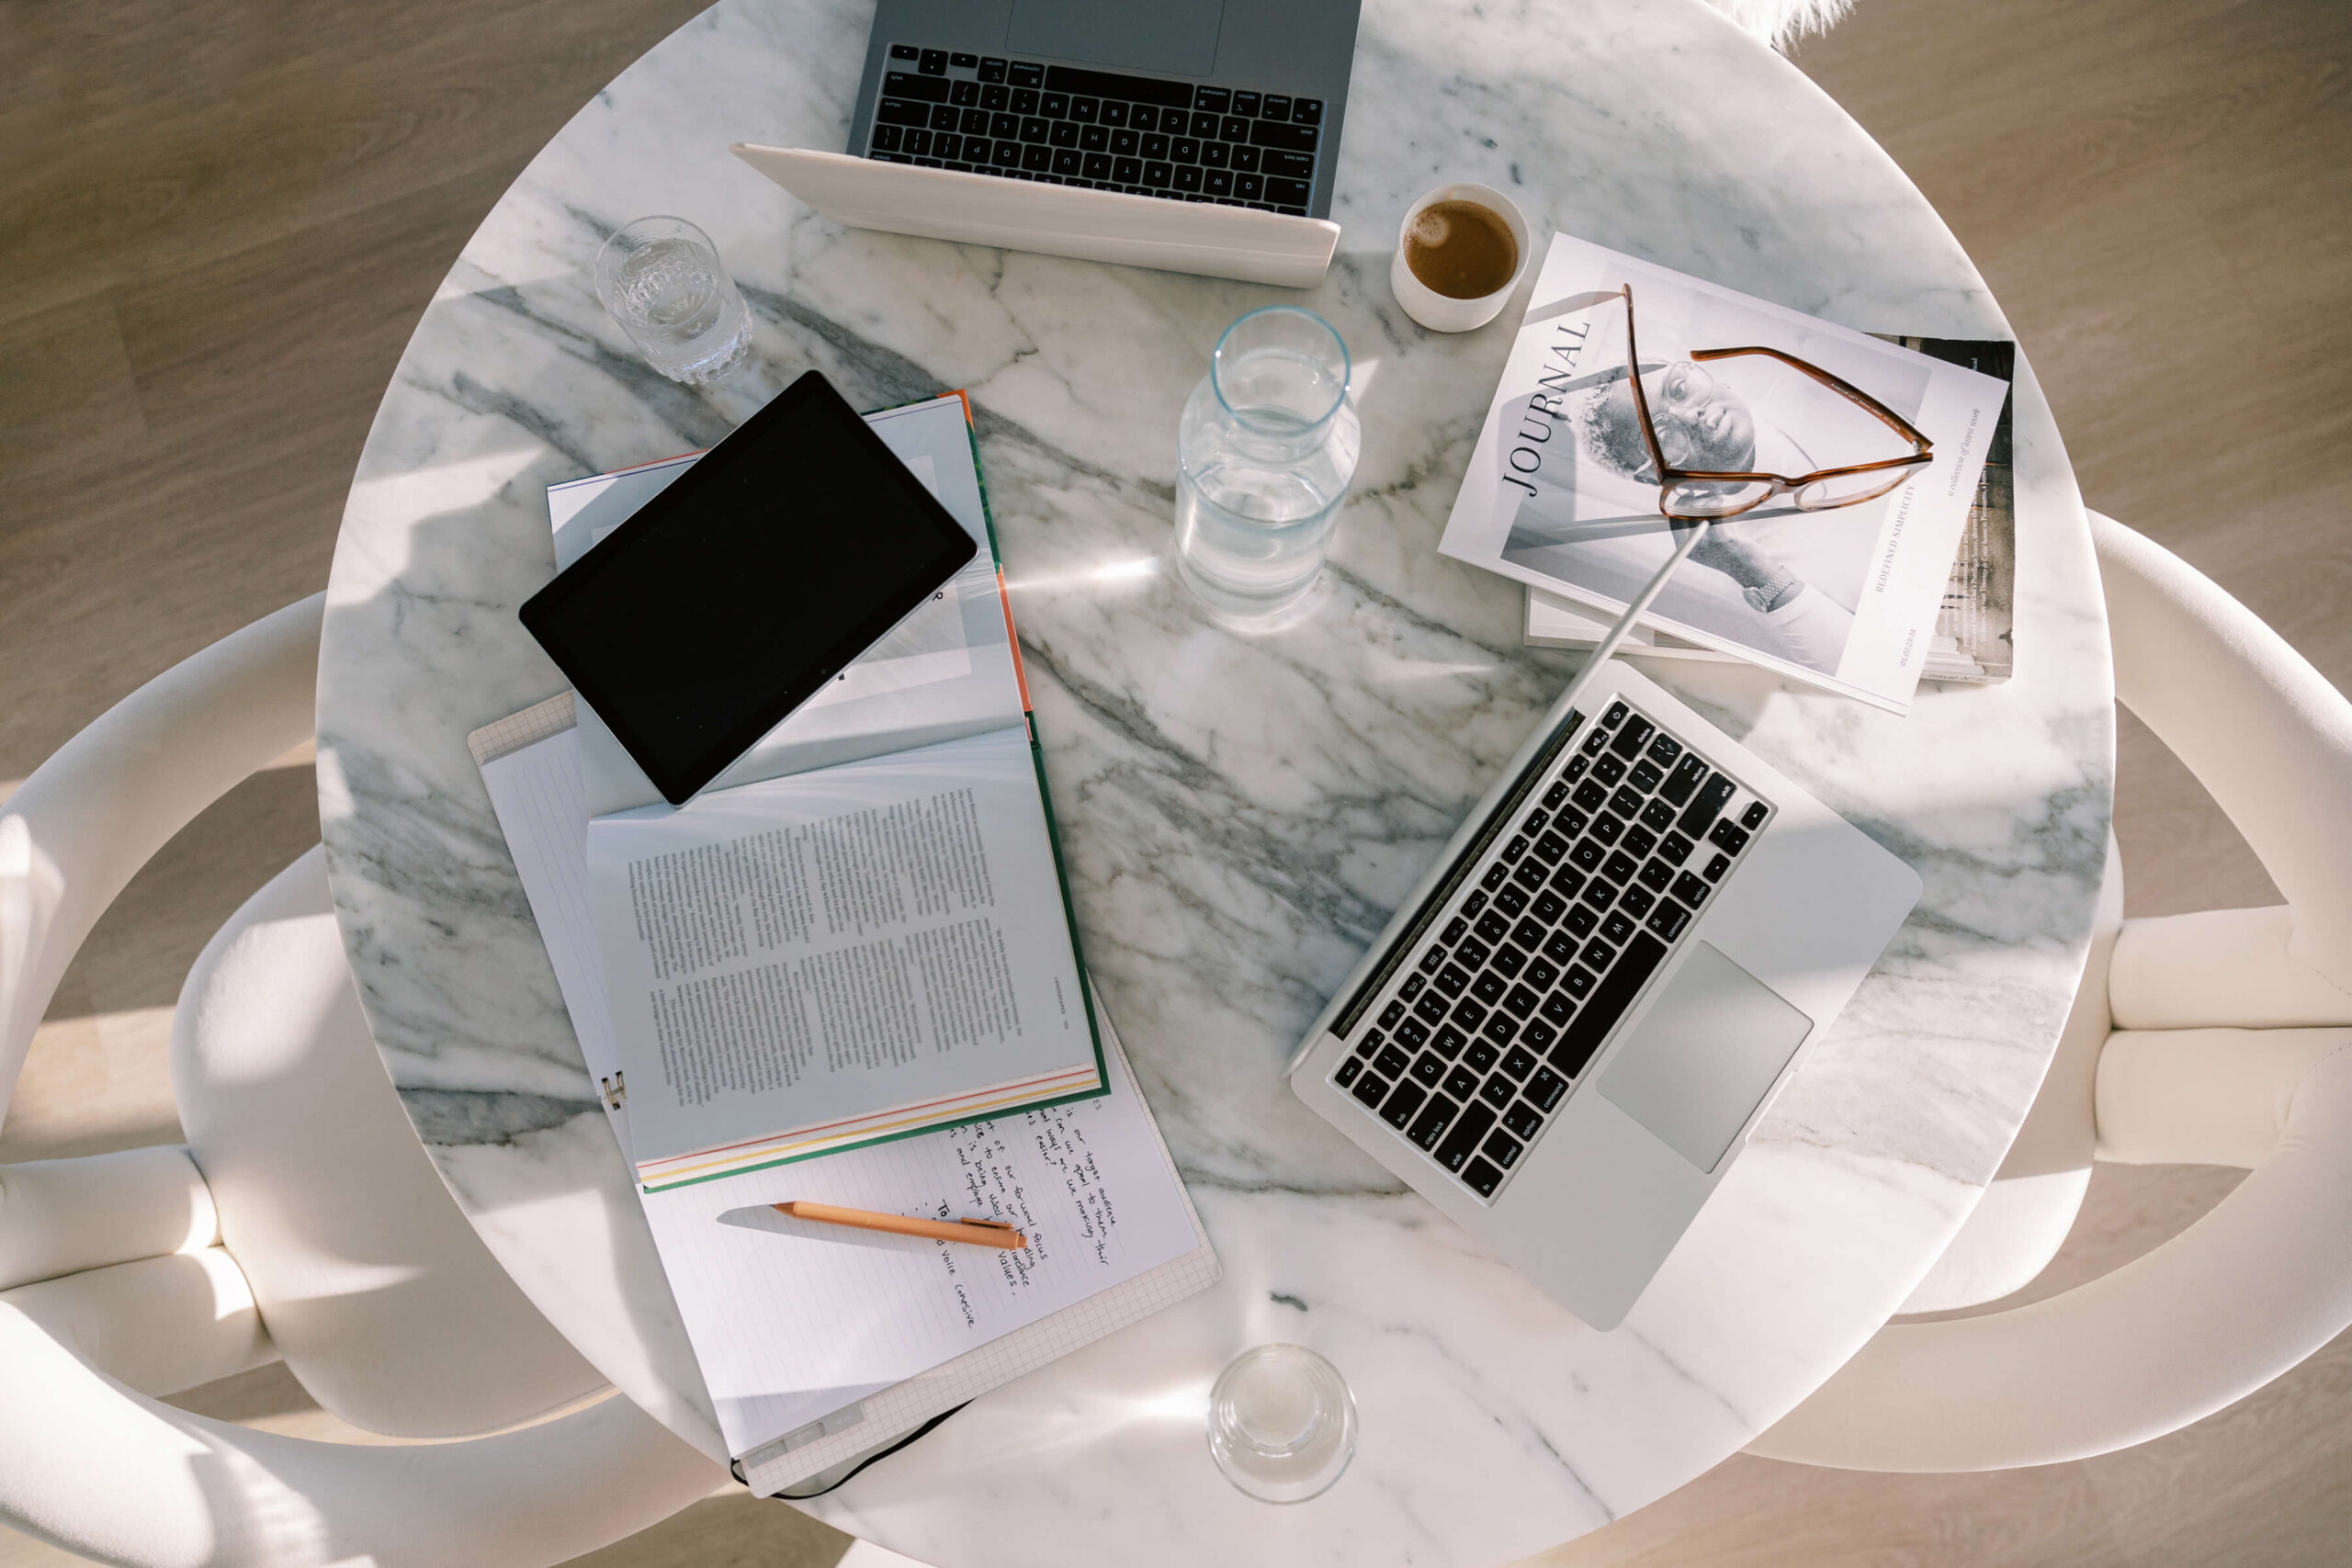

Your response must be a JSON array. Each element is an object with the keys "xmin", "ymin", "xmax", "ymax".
[{"xmin": 1403, "ymin": 199, "xmax": 1521, "ymax": 300}]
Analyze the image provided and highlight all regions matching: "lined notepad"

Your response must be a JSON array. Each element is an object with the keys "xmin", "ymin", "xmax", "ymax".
[{"xmin": 471, "ymin": 701, "xmax": 1218, "ymax": 1489}]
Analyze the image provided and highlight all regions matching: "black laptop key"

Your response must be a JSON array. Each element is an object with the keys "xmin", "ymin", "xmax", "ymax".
[
  {"xmin": 1742, "ymin": 800, "xmax": 1770, "ymax": 830},
  {"xmin": 1470, "ymin": 971, "xmax": 1507, "ymax": 1005},
  {"xmin": 1452, "ymin": 998, "xmax": 1488, "ymax": 1032},
  {"xmin": 1233, "ymin": 146, "xmax": 1263, "ymax": 174},
  {"xmin": 1261, "ymin": 93, "xmax": 1293, "ymax": 120},
  {"xmin": 1408, "ymin": 1094, "xmax": 1458, "ymax": 1151},
  {"xmin": 1334, "ymin": 1056, "xmax": 1361, "ymax": 1089},
  {"xmin": 1600, "ymin": 910, "xmax": 1637, "ymax": 946},
  {"xmin": 1640, "ymin": 797, "xmax": 1678, "ymax": 834},
  {"xmin": 1462, "ymin": 1037, "xmax": 1499, "ymax": 1074},
  {"xmin": 1040, "ymin": 91, "xmax": 1069, "ymax": 118},
  {"xmin": 1483, "ymin": 1130, "xmax": 1524, "ymax": 1170},
  {"xmin": 1374, "ymin": 1041, "xmax": 1411, "ymax": 1079},
  {"xmin": 1184, "ymin": 109, "xmax": 1215, "ymax": 138},
  {"xmin": 1548, "ymin": 932, "xmax": 1668, "ymax": 1077},
  {"xmin": 1475, "ymin": 909, "xmax": 1512, "ymax": 944},
  {"xmin": 1581, "ymin": 937, "xmax": 1617, "ymax": 970},
  {"xmin": 1442, "ymin": 1063, "xmax": 1479, "ymax": 1100},
  {"xmin": 1610, "ymin": 715, "xmax": 1655, "ymax": 759},
  {"xmin": 1579, "ymin": 878, "xmax": 1615, "ymax": 912},
  {"xmin": 1193, "ymin": 85, "xmax": 1231, "ymax": 112},
  {"xmin": 1511, "ymin": 858, "xmax": 1548, "ymax": 893},
  {"xmin": 918, "ymin": 48, "xmax": 949, "ymax": 73},
  {"xmin": 1501, "ymin": 984, "xmax": 1539, "ymax": 1021},
  {"xmin": 1704, "ymin": 852, "xmax": 1732, "ymax": 882},
  {"xmin": 1528, "ymin": 1066, "xmax": 1568, "ymax": 1111},
  {"xmin": 1380, "ymin": 1080, "xmax": 1426, "ymax": 1130},
  {"xmin": 1478, "ymin": 1072, "xmax": 1515, "ymax": 1110},
  {"xmin": 1434, "ymin": 1101, "xmax": 1496, "ymax": 1171},
  {"xmin": 1412, "ymin": 991, "xmax": 1448, "ymax": 1026},
  {"xmin": 1050, "ymin": 120, "xmax": 1080, "ymax": 148},
  {"xmin": 1501, "ymin": 1043, "xmax": 1539, "ymax": 1080},
  {"xmin": 1662, "ymin": 753, "xmax": 1708, "ymax": 806},
  {"xmin": 1455, "ymin": 934, "xmax": 1490, "ymax": 968},
  {"xmin": 1419, "ymin": 943, "xmax": 1448, "ymax": 976},
  {"xmin": 1489, "ymin": 944, "xmax": 1526, "ymax": 980},
  {"xmin": 978, "ymin": 54, "xmax": 1007, "ymax": 80},
  {"xmin": 1630, "ymin": 759, "xmax": 1664, "ymax": 795},
  {"xmin": 1434, "ymin": 963, "xmax": 1471, "ymax": 998},
  {"xmin": 1264, "ymin": 176, "xmax": 1313, "ymax": 205},
  {"xmin": 1022, "ymin": 143, "xmax": 1052, "ymax": 173},
  {"xmin": 1496, "ymin": 873, "xmax": 1532, "ymax": 907},
  {"xmin": 1521, "ymin": 1018, "xmax": 1556, "ymax": 1052},
  {"xmin": 1549, "ymin": 864, "xmax": 1587, "ymax": 900},
  {"xmin": 1678, "ymin": 774, "xmax": 1736, "ymax": 837},
  {"xmin": 1603, "ymin": 701, "xmax": 1628, "ymax": 728},
  {"xmin": 1580, "ymin": 729, "xmax": 1609, "ymax": 758},
  {"xmin": 1532, "ymin": 830, "xmax": 1571, "ymax": 865},
  {"xmin": 1434, "ymin": 1023, "xmax": 1468, "ymax": 1058},
  {"xmin": 1171, "ymin": 136, "xmax": 1202, "ymax": 164},
  {"xmin": 1657, "ymin": 831, "xmax": 1694, "ymax": 867},
  {"xmin": 890, "ymin": 41, "xmax": 919, "ymax": 60},
  {"xmin": 1569, "ymin": 840, "xmax": 1605, "ymax": 873},
  {"xmin": 1532, "ymin": 890, "xmax": 1568, "ymax": 926},
  {"xmin": 1410, "ymin": 1050, "xmax": 1446, "ymax": 1087},
  {"xmin": 1008, "ymin": 60, "xmax": 1045, "ymax": 86},
  {"xmin": 1462, "ymin": 1156, "xmax": 1505, "ymax": 1197},
  {"xmin": 876, "ymin": 98, "xmax": 932, "ymax": 126},
  {"xmin": 1592, "ymin": 752, "xmax": 1626, "ymax": 786},
  {"xmin": 1231, "ymin": 90, "xmax": 1261, "ymax": 115},
  {"xmin": 872, "ymin": 123, "xmax": 904, "ymax": 151},
  {"xmin": 1623, "ymin": 824, "xmax": 1657, "ymax": 860},
  {"xmin": 1638, "ymin": 859, "xmax": 1675, "ymax": 894},
  {"xmin": 1021, "ymin": 114, "xmax": 1050, "ymax": 140},
  {"xmin": 987, "ymin": 110, "xmax": 1018, "ymax": 138},
  {"xmin": 1378, "ymin": 999, "xmax": 1405, "ymax": 1030},
  {"xmin": 1052, "ymin": 148, "xmax": 1081, "ymax": 175},
  {"xmin": 1565, "ymin": 904, "xmax": 1598, "ymax": 938},
  {"xmin": 1590, "ymin": 813, "xmax": 1624, "ymax": 846},
  {"xmin": 1351, "ymin": 1070, "xmax": 1388, "ymax": 1109},
  {"xmin": 1395, "ymin": 1017, "xmax": 1429, "ymax": 1050},
  {"xmin": 1442, "ymin": 916, "xmax": 1469, "ymax": 946},
  {"xmin": 1609, "ymin": 784, "xmax": 1645, "ymax": 819},
  {"xmin": 1563, "ymin": 964, "xmax": 1597, "ymax": 998},
  {"xmin": 962, "ymin": 107, "xmax": 991, "ymax": 133},
  {"xmin": 1524, "ymin": 955, "xmax": 1560, "ymax": 990},
  {"xmin": 1710, "ymin": 818, "xmax": 1752, "ymax": 855},
  {"xmin": 1618, "ymin": 884, "xmax": 1654, "ymax": 919},
  {"xmin": 1571, "ymin": 779, "xmax": 1609, "ymax": 814},
  {"xmin": 1203, "ymin": 168, "xmax": 1234, "ymax": 197},
  {"xmin": 1292, "ymin": 96, "xmax": 1324, "ymax": 125},
  {"xmin": 1503, "ymin": 1100, "xmax": 1544, "ymax": 1141},
  {"xmin": 1353, "ymin": 1030, "xmax": 1382, "ymax": 1059},
  {"xmin": 1479, "ymin": 863, "xmax": 1508, "ymax": 892},
  {"xmin": 1538, "ymin": 991, "xmax": 1575, "ymax": 1026},
  {"xmin": 1012, "ymin": 87, "xmax": 1041, "ymax": 113},
  {"xmin": 1645, "ymin": 898, "xmax": 1693, "ymax": 942},
  {"xmin": 1541, "ymin": 929, "xmax": 1579, "ymax": 965},
  {"xmin": 1671, "ymin": 871, "xmax": 1711, "ymax": 907},
  {"xmin": 1218, "ymin": 115, "xmax": 1250, "ymax": 141},
  {"xmin": 1602, "ymin": 850, "xmax": 1640, "ymax": 886}
]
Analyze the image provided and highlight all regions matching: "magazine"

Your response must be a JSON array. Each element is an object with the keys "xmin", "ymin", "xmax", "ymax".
[
  {"xmin": 1526, "ymin": 336, "xmax": 2017, "ymax": 685},
  {"xmin": 1438, "ymin": 233, "xmax": 2011, "ymax": 714}
]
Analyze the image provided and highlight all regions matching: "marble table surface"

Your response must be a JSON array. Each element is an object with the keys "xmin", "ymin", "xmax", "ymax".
[{"xmin": 317, "ymin": 0, "xmax": 2112, "ymax": 1562}]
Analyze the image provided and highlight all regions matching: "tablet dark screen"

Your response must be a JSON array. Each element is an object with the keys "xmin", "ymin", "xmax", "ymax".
[{"xmin": 518, "ymin": 372, "xmax": 978, "ymax": 804}]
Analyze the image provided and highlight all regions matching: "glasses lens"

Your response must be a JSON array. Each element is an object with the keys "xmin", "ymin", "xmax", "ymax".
[
  {"xmin": 1795, "ymin": 469, "xmax": 1909, "ymax": 510},
  {"xmin": 1661, "ymin": 479, "xmax": 1772, "ymax": 517}
]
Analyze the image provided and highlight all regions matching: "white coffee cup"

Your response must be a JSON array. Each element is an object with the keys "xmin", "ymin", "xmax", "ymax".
[{"xmin": 1389, "ymin": 183, "xmax": 1532, "ymax": 333}]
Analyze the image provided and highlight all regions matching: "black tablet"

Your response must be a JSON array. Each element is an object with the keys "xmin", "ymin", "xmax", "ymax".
[{"xmin": 518, "ymin": 372, "xmax": 978, "ymax": 805}]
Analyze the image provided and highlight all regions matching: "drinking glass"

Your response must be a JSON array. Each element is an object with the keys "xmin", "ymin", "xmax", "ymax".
[
  {"xmin": 593, "ymin": 216, "xmax": 753, "ymax": 385},
  {"xmin": 1205, "ymin": 1343, "xmax": 1357, "ymax": 1502},
  {"xmin": 1173, "ymin": 307, "xmax": 1362, "ymax": 619}
]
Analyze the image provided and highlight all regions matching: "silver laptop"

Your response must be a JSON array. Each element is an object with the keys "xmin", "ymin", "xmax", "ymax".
[
  {"xmin": 848, "ymin": 0, "xmax": 1363, "ymax": 218},
  {"xmin": 1287, "ymin": 660, "xmax": 1920, "ymax": 1329}
]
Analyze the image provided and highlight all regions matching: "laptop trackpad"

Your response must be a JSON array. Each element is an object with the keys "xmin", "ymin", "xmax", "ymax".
[
  {"xmin": 1009, "ymin": 0, "xmax": 1227, "ymax": 76},
  {"xmin": 1598, "ymin": 942, "xmax": 1814, "ymax": 1173}
]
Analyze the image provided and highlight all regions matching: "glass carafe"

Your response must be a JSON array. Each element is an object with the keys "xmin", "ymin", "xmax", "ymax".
[{"xmin": 1174, "ymin": 307, "xmax": 1361, "ymax": 618}]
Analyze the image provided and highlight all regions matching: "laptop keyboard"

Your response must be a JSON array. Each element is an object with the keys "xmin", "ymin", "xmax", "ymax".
[
  {"xmin": 866, "ymin": 43, "xmax": 1324, "ymax": 215},
  {"xmin": 1329, "ymin": 700, "xmax": 1772, "ymax": 1202}
]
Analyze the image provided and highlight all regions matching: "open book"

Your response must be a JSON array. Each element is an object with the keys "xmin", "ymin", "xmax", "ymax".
[
  {"xmin": 1440, "ymin": 233, "xmax": 2011, "ymax": 715},
  {"xmin": 551, "ymin": 395, "xmax": 1105, "ymax": 1191}
]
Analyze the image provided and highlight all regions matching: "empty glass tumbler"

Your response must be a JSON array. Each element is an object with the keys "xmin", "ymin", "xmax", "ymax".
[
  {"xmin": 1205, "ymin": 1343, "xmax": 1358, "ymax": 1502},
  {"xmin": 593, "ymin": 216, "xmax": 752, "ymax": 385},
  {"xmin": 1174, "ymin": 307, "xmax": 1362, "ymax": 618}
]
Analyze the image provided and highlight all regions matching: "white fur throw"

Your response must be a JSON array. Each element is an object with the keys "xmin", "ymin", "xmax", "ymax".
[{"xmin": 1700, "ymin": 0, "xmax": 1857, "ymax": 51}]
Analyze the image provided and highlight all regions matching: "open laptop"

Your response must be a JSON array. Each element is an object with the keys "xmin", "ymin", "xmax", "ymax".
[
  {"xmin": 1287, "ymin": 658, "xmax": 1920, "ymax": 1329},
  {"xmin": 845, "ymin": 0, "xmax": 1363, "ymax": 218}
]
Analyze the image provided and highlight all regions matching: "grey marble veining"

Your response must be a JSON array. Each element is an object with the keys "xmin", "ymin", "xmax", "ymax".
[{"xmin": 317, "ymin": 0, "xmax": 2112, "ymax": 1561}]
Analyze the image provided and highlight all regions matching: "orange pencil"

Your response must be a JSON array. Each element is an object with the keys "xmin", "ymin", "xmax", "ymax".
[{"xmin": 772, "ymin": 1200, "xmax": 1027, "ymax": 1250}]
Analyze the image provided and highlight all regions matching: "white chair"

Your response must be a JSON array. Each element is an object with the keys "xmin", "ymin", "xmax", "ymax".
[
  {"xmin": 1, "ymin": 595, "xmax": 727, "ymax": 1566},
  {"xmin": 1753, "ymin": 513, "xmax": 2352, "ymax": 1472}
]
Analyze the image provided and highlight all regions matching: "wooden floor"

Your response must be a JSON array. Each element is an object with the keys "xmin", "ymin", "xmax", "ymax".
[{"xmin": 2, "ymin": 0, "xmax": 2346, "ymax": 1562}]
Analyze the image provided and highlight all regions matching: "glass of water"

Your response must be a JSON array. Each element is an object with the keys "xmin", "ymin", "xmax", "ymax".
[
  {"xmin": 593, "ymin": 216, "xmax": 753, "ymax": 385},
  {"xmin": 1205, "ymin": 1343, "xmax": 1357, "ymax": 1503},
  {"xmin": 1174, "ymin": 306, "xmax": 1362, "ymax": 619}
]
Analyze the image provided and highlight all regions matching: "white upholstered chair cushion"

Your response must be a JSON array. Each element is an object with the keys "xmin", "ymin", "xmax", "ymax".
[
  {"xmin": 2, "ymin": 595, "xmax": 726, "ymax": 1565},
  {"xmin": 1752, "ymin": 513, "xmax": 2352, "ymax": 1471}
]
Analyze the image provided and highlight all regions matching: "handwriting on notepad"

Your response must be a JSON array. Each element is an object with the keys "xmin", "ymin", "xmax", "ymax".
[{"xmin": 929, "ymin": 1099, "xmax": 1135, "ymax": 1302}]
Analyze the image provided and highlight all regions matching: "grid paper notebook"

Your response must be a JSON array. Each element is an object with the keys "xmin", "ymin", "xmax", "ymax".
[{"xmin": 469, "ymin": 695, "xmax": 1218, "ymax": 1491}]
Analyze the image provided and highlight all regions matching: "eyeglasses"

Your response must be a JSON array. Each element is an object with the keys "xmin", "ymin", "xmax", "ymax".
[{"xmin": 1618, "ymin": 285, "xmax": 1933, "ymax": 522}]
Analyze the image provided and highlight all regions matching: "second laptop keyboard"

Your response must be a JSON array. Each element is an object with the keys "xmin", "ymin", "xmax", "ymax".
[
  {"xmin": 1329, "ymin": 699, "xmax": 1774, "ymax": 1204},
  {"xmin": 866, "ymin": 45, "xmax": 1325, "ymax": 215}
]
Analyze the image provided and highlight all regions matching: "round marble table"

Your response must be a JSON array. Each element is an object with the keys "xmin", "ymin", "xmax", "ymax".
[{"xmin": 318, "ymin": 0, "xmax": 2112, "ymax": 1562}]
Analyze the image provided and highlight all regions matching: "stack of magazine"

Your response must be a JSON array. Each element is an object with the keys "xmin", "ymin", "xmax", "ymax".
[{"xmin": 1441, "ymin": 234, "xmax": 2015, "ymax": 713}]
